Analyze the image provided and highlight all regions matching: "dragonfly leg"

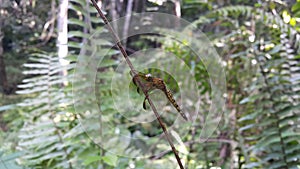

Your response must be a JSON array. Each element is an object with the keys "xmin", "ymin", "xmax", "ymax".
[
  {"xmin": 143, "ymin": 97, "xmax": 147, "ymax": 109},
  {"xmin": 142, "ymin": 92, "xmax": 150, "ymax": 110}
]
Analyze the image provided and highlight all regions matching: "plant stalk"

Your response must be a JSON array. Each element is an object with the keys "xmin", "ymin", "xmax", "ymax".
[{"xmin": 90, "ymin": 1, "xmax": 185, "ymax": 168}]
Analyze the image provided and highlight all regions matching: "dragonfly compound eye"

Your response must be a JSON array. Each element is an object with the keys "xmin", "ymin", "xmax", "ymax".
[{"xmin": 145, "ymin": 74, "xmax": 153, "ymax": 81}]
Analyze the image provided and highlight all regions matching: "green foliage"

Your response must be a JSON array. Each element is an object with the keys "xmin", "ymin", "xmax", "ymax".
[
  {"xmin": 16, "ymin": 52, "xmax": 77, "ymax": 168},
  {"xmin": 1, "ymin": 1, "xmax": 300, "ymax": 169},
  {"xmin": 193, "ymin": 4, "xmax": 300, "ymax": 169},
  {"xmin": 0, "ymin": 0, "xmax": 56, "ymax": 93},
  {"xmin": 13, "ymin": 0, "xmax": 111, "ymax": 168},
  {"xmin": 0, "ymin": 150, "xmax": 26, "ymax": 169}
]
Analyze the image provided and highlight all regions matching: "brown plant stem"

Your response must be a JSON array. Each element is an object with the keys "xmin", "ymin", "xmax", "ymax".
[{"xmin": 90, "ymin": 1, "xmax": 184, "ymax": 168}]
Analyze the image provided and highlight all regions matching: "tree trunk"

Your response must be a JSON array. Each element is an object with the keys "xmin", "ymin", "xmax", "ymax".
[
  {"xmin": 57, "ymin": 0, "xmax": 69, "ymax": 86},
  {"xmin": 109, "ymin": 0, "xmax": 119, "ymax": 31},
  {"xmin": 133, "ymin": 0, "xmax": 145, "ymax": 13},
  {"xmin": 122, "ymin": 0, "xmax": 134, "ymax": 48},
  {"xmin": 174, "ymin": 0, "xmax": 181, "ymax": 27},
  {"xmin": 0, "ymin": 21, "xmax": 9, "ymax": 94}
]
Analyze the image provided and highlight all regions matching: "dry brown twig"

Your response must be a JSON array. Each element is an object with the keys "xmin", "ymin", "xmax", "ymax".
[{"xmin": 90, "ymin": 1, "xmax": 185, "ymax": 168}]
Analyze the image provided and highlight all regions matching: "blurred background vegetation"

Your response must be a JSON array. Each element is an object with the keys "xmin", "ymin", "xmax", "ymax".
[{"xmin": 0, "ymin": 0, "xmax": 300, "ymax": 168}]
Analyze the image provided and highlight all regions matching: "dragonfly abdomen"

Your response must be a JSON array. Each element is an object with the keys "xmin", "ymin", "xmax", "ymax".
[
  {"xmin": 165, "ymin": 89, "xmax": 181, "ymax": 112},
  {"xmin": 164, "ymin": 89, "xmax": 188, "ymax": 121}
]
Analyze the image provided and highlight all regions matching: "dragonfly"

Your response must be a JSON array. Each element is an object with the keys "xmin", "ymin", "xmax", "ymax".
[{"xmin": 130, "ymin": 70, "xmax": 188, "ymax": 121}]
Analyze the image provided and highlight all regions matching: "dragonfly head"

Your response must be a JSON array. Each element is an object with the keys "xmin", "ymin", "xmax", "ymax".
[{"xmin": 144, "ymin": 74, "xmax": 153, "ymax": 81}]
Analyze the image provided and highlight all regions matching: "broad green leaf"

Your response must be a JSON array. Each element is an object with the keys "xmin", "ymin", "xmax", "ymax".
[
  {"xmin": 102, "ymin": 154, "xmax": 118, "ymax": 167},
  {"xmin": 0, "ymin": 104, "xmax": 16, "ymax": 111},
  {"xmin": 83, "ymin": 156, "xmax": 102, "ymax": 165}
]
